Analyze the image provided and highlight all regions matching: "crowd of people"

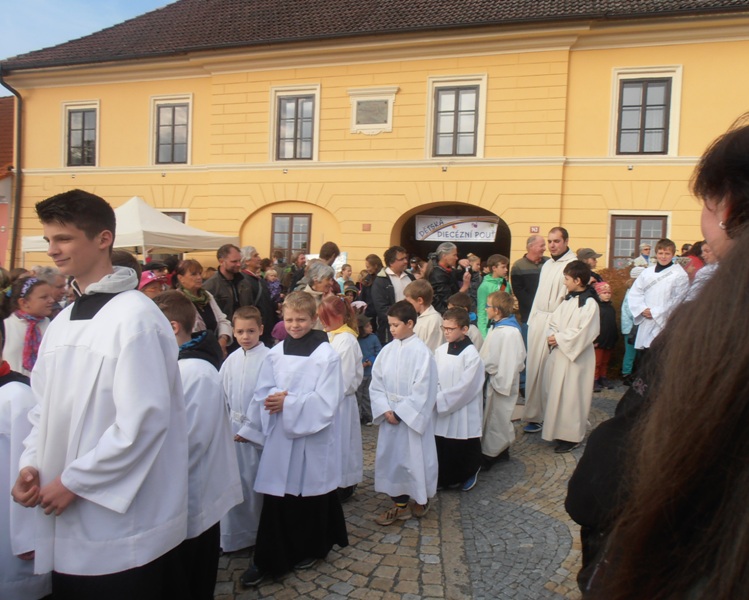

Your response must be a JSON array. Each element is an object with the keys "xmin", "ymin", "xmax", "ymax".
[{"xmin": 4, "ymin": 117, "xmax": 749, "ymax": 599}]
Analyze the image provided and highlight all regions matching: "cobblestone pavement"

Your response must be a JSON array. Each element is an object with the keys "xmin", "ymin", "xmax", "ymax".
[{"xmin": 215, "ymin": 388, "xmax": 623, "ymax": 600}]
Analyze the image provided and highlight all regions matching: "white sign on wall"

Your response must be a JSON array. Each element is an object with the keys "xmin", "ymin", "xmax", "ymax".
[{"xmin": 415, "ymin": 215, "xmax": 499, "ymax": 243}]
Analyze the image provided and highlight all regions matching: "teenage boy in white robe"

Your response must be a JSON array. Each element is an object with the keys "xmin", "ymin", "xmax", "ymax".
[
  {"xmin": 371, "ymin": 300, "xmax": 439, "ymax": 525},
  {"xmin": 433, "ymin": 308, "xmax": 485, "ymax": 492},
  {"xmin": 240, "ymin": 291, "xmax": 348, "ymax": 587},
  {"xmin": 154, "ymin": 291, "xmax": 243, "ymax": 600},
  {"xmin": 219, "ymin": 305, "xmax": 268, "ymax": 553},
  {"xmin": 479, "ymin": 291, "xmax": 526, "ymax": 468},
  {"xmin": 12, "ymin": 190, "xmax": 188, "ymax": 600},
  {"xmin": 627, "ymin": 238, "xmax": 689, "ymax": 354},
  {"xmin": 405, "ymin": 279, "xmax": 444, "ymax": 353},
  {"xmin": 1, "ymin": 342, "xmax": 51, "ymax": 600},
  {"xmin": 542, "ymin": 261, "xmax": 600, "ymax": 453}
]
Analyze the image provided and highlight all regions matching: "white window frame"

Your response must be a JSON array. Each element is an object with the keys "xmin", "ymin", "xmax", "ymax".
[
  {"xmin": 610, "ymin": 66, "xmax": 682, "ymax": 158},
  {"xmin": 62, "ymin": 100, "xmax": 100, "ymax": 168},
  {"xmin": 150, "ymin": 94, "xmax": 193, "ymax": 166},
  {"xmin": 348, "ymin": 86, "xmax": 399, "ymax": 135},
  {"xmin": 270, "ymin": 84, "xmax": 321, "ymax": 162},
  {"xmin": 426, "ymin": 74, "xmax": 487, "ymax": 160}
]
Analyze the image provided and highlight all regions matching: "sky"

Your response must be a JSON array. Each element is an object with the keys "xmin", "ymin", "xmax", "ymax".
[{"xmin": 0, "ymin": 0, "xmax": 175, "ymax": 95}]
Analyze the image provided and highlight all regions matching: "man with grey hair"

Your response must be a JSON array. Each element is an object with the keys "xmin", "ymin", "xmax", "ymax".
[
  {"xmin": 511, "ymin": 235, "xmax": 549, "ymax": 324},
  {"xmin": 33, "ymin": 265, "xmax": 69, "ymax": 318},
  {"xmin": 427, "ymin": 242, "xmax": 471, "ymax": 314}
]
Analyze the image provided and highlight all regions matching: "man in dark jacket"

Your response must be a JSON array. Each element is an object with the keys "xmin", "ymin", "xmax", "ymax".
[
  {"xmin": 370, "ymin": 246, "xmax": 414, "ymax": 344},
  {"xmin": 203, "ymin": 244, "xmax": 255, "ymax": 322}
]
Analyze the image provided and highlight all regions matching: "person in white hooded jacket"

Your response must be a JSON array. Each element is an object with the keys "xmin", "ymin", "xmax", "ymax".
[{"xmin": 12, "ymin": 190, "xmax": 189, "ymax": 600}]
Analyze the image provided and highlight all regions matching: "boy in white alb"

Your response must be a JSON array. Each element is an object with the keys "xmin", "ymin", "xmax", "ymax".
[
  {"xmin": 542, "ymin": 261, "xmax": 600, "ymax": 453},
  {"xmin": 405, "ymin": 279, "xmax": 444, "ymax": 352},
  {"xmin": 479, "ymin": 291, "xmax": 526, "ymax": 467},
  {"xmin": 240, "ymin": 291, "xmax": 348, "ymax": 587},
  {"xmin": 371, "ymin": 301, "xmax": 439, "ymax": 525},
  {"xmin": 446, "ymin": 292, "xmax": 483, "ymax": 351},
  {"xmin": 627, "ymin": 238, "xmax": 689, "ymax": 353},
  {"xmin": 219, "ymin": 306, "xmax": 269, "ymax": 552},
  {"xmin": 1, "ymin": 348, "xmax": 51, "ymax": 600},
  {"xmin": 12, "ymin": 190, "xmax": 188, "ymax": 600},
  {"xmin": 433, "ymin": 308, "xmax": 485, "ymax": 492},
  {"xmin": 155, "ymin": 291, "xmax": 243, "ymax": 600}
]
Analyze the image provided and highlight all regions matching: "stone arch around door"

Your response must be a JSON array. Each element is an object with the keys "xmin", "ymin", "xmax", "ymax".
[
  {"xmin": 239, "ymin": 200, "xmax": 342, "ymax": 263},
  {"xmin": 392, "ymin": 202, "xmax": 511, "ymax": 265}
]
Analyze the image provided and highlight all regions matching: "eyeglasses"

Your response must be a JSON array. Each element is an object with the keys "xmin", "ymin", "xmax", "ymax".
[{"xmin": 441, "ymin": 326, "xmax": 460, "ymax": 332}]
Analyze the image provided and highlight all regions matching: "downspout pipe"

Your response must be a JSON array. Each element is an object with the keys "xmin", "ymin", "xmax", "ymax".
[{"xmin": 0, "ymin": 67, "xmax": 23, "ymax": 269}]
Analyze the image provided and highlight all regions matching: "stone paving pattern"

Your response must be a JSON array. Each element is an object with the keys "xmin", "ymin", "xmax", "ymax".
[{"xmin": 215, "ymin": 389, "xmax": 622, "ymax": 599}]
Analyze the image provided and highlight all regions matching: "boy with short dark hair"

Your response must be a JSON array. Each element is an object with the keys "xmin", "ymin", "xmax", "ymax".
[
  {"xmin": 371, "ymin": 301, "xmax": 438, "ymax": 525},
  {"xmin": 541, "ymin": 261, "xmax": 600, "ymax": 453},
  {"xmin": 476, "ymin": 254, "xmax": 512, "ymax": 336},
  {"xmin": 433, "ymin": 308, "xmax": 485, "ymax": 491},
  {"xmin": 404, "ymin": 279, "xmax": 444, "ymax": 352},
  {"xmin": 219, "ymin": 305, "xmax": 269, "ymax": 553},
  {"xmin": 12, "ymin": 189, "xmax": 188, "ymax": 599},
  {"xmin": 154, "ymin": 290, "xmax": 243, "ymax": 599},
  {"xmin": 479, "ymin": 291, "xmax": 526, "ymax": 467},
  {"xmin": 241, "ymin": 291, "xmax": 348, "ymax": 586},
  {"xmin": 447, "ymin": 292, "xmax": 483, "ymax": 350},
  {"xmin": 627, "ymin": 238, "xmax": 689, "ymax": 353}
]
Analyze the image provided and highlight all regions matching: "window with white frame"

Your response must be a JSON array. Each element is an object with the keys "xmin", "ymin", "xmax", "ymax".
[
  {"xmin": 152, "ymin": 95, "xmax": 192, "ymax": 165},
  {"xmin": 612, "ymin": 67, "xmax": 682, "ymax": 157},
  {"xmin": 63, "ymin": 101, "xmax": 99, "ymax": 167},
  {"xmin": 427, "ymin": 75, "xmax": 486, "ymax": 159},
  {"xmin": 271, "ymin": 85, "xmax": 321, "ymax": 161},
  {"xmin": 609, "ymin": 214, "xmax": 668, "ymax": 268},
  {"xmin": 348, "ymin": 86, "xmax": 398, "ymax": 135}
]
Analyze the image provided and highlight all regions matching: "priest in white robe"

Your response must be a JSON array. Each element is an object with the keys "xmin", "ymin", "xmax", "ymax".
[{"xmin": 523, "ymin": 229, "xmax": 576, "ymax": 429}]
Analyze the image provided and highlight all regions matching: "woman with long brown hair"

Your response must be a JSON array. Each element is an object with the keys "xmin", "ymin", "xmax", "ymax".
[
  {"xmin": 591, "ymin": 227, "xmax": 749, "ymax": 599},
  {"xmin": 568, "ymin": 116, "xmax": 749, "ymax": 598}
]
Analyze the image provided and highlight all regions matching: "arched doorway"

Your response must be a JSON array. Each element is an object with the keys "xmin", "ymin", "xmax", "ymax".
[{"xmin": 394, "ymin": 203, "xmax": 511, "ymax": 264}]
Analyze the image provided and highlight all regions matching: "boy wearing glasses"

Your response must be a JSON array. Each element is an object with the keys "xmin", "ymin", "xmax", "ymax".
[
  {"xmin": 433, "ymin": 309, "xmax": 485, "ymax": 491},
  {"xmin": 479, "ymin": 291, "xmax": 526, "ymax": 468}
]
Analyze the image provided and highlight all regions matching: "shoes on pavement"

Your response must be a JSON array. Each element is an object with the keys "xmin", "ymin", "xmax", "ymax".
[
  {"xmin": 240, "ymin": 565, "xmax": 265, "ymax": 587},
  {"xmin": 621, "ymin": 374, "xmax": 633, "ymax": 386},
  {"xmin": 461, "ymin": 468, "xmax": 480, "ymax": 492},
  {"xmin": 554, "ymin": 440, "xmax": 581, "ymax": 454},
  {"xmin": 481, "ymin": 449, "xmax": 509, "ymax": 470},
  {"xmin": 375, "ymin": 504, "xmax": 412, "ymax": 525},
  {"xmin": 412, "ymin": 500, "xmax": 430, "ymax": 518},
  {"xmin": 523, "ymin": 422, "xmax": 542, "ymax": 434},
  {"xmin": 593, "ymin": 379, "xmax": 603, "ymax": 393},
  {"xmin": 600, "ymin": 377, "xmax": 615, "ymax": 389},
  {"xmin": 294, "ymin": 557, "xmax": 317, "ymax": 570}
]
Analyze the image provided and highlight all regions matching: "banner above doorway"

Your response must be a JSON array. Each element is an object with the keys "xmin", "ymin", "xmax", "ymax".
[{"xmin": 415, "ymin": 215, "xmax": 499, "ymax": 242}]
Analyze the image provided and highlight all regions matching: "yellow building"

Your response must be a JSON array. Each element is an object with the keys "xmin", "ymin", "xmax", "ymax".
[{"xmin": 2, "ymin": 0, "xmax": 749, "ymax": 269}]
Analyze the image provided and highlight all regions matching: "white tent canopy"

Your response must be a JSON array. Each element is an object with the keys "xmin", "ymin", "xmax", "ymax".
[{"xmin": 21, "ymin": 196, "xmax": 239, "ymax": 254}]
